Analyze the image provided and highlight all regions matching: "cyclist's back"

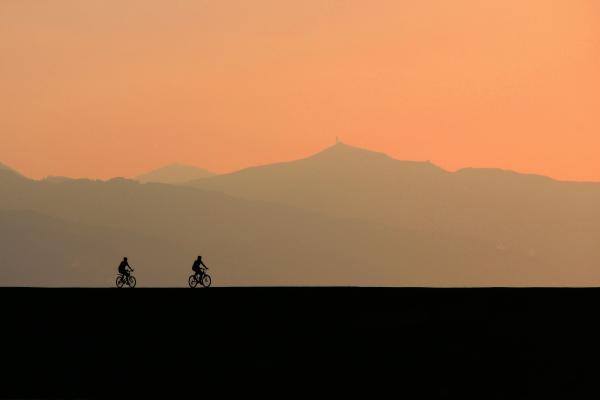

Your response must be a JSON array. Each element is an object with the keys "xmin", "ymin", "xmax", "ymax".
[
  {"xmin": 118, "ymin": 257, "xmax": 131, "ymax": 277},
  {"xmin": 192, "ymin": 256, "xmax": 207, "ymax": 275}
]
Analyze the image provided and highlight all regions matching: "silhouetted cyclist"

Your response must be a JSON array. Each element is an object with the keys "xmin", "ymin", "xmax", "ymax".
[
  {"xmin": 118, "ymin": 257, "xmax": 133, "ymax": 280},
  {"xmin": 192, "ymin": 256, "xmax": 208, "ymax": 277}
]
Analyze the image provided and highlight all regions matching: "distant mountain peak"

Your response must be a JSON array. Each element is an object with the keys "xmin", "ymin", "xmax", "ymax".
[
  {"xmin": 0, "ymin": 162, "xmax": 14, "ymax": 171},
  {"xmin": 0, "ymin": 162, "xmax": 24, "ymax": 178},
  {"xmin": 305, "ymin": 142, "xmax": 446, "ymax": 173},
  {"xmin": 310, "ymin": 141, "xmax": 392, "ymax": 160},
  {"xmin": 134, "ymin": 163, "xmax": 215, "ymax": 185}
]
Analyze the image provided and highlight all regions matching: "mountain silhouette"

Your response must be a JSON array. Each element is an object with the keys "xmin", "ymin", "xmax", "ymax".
[
  {"xmin": 0, "ymin": 169, "xmax": 524, "ymax": 286},
  {"xmin": 135, "ymin": 163, "xmax": 214, "ymax": 185},
  {"xmin": 188, "ymin": 142, "xmax": 450, "ymax": 233},
  {"xmin": 187, "ymin": 142, "xmax": 600, "ymax": 284},
  {"xmin": 0, "ymin": 162, "xmax": 23, "ymax": 178},
  {"xmin": 2, "ymin": 143, "xmax": 600, "ymax": 286},
  {"xmin": 187, "ymin": 142, "xmax": 448, "ymax": 217},
  {"xmin": 42, "ymin": 176, "xmax": 74, "ymax": 183},
  {"xmin": 0, "ymin": 209, "xmax": 189, "ymax": 286}
]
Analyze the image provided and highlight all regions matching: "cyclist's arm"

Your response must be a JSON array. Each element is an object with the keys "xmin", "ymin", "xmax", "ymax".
[{"xmin": 201, "ymin": 261, "xmax": 208, "ymax": 269}]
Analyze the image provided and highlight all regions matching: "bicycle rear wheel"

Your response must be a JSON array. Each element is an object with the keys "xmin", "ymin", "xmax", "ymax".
[
  {"xmin": 116, "ymin": 275, "xmax": 124, "ymax": 288},
  {"xmin": 188, "ymin": 274, "xmax": 198, "ymax": 288}
]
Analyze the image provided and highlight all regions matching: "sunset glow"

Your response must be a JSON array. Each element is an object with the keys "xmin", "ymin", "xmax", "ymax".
[{"xmin": 1, "ymin": 0, "xmax": 599, "ymax": 181}]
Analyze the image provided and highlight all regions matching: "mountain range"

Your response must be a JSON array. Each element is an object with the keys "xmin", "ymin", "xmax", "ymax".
[
  {"xmin": 134, "ymin": 163, "xmax": 214, "ymax": 185},
  {"xmin": 0, "ymin": 162, "xmax": 21, "ymax": 176},
  {"xmin": 1, "ymin": 143, "xmax": 599, "ymax": 286},
  {"xmin": 188, "ymin": 142, "xmax": 600, "ymax": 284}
]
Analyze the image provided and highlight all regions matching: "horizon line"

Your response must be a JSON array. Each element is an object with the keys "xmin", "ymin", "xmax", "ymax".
[{"xmin": 4, "ymin": 141, "xmax": 600, "ymax": 185}]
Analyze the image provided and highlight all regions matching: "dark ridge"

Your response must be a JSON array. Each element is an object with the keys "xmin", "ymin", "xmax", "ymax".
[
  {"xmin": 0, "ymin": 162, "xmax": 25, "ymax": 178},
  {"xmin": 135, "ymin": 163, "xmax": 215, "ymax": 184},
  {"xmin": 2, "ymin": 287, "xmax": 599, "ymax": 397}
]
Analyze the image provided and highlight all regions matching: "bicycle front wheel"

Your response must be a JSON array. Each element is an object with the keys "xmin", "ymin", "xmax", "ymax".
[
  {"xmin": 127, "ymin": 276, "xmax": 137, "ymax": 288},
  {"xmin": 201, "ymin": 274, "xmax": 211, "ymax": 288}
]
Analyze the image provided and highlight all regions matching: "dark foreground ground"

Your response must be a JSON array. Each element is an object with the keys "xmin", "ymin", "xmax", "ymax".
[{"xmin": 2, "ymin": 288, "xmax": 600, "ymax": 398}]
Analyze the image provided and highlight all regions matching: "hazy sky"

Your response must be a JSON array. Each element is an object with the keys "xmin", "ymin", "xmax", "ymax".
[{"xmin": 1, "ymin": 0, "xmax": 599, "ymax": 181}]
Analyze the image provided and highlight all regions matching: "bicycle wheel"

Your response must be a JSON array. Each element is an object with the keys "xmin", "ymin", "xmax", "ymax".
[
  {"xmin": 116, "ymin": 275, "xmax": 124, "ymax": 288},
  {"xmin": 188, "ymin": 274, "xmax": 198, "ymax": 288},
  {"xmin": 127, "ymin": 276, "xmax": 137, "ymax": 288},
  {"xmin": 201, "ymin": 274, "xmax": 211, "ymax": 288}
]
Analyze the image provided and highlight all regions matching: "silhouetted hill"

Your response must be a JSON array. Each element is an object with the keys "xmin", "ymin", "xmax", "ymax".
[
  {"xmin": 2, "ymin": 143, "xmax": 600, "ymax": 285},
  {"xmin": 134, "ymin": 163, "xmax": 214, "ymax": 185},
  {"xmin": 187, "ymin": 142, "xmax": 449, "ymax": 217},
  {"xmin": 0, "ymin": 172, "xmax": 523, "ymax": 286},
  {"xmin": 188, "ymin": 143, "xmax": 446, "ymax": 211},
  {"xmin": 187, "ymin": 143, "xmax": 600, "ymax": 284},
  {"xmin": 0, "ymin": 209, "xmax": 188, "ymax": 286},
  {"xmin": 0, "ymin": 162, "xmax": 23, "ymax": 178},
  {"xmin": 42, "ymin": 175, "xmax": 73, "ymax": 183}
]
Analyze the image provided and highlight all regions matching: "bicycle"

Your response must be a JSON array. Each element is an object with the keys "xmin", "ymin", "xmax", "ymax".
[
  {"xmin": 116, "ymin": 269, "xmax": 136, "ymax": 288},
  {"xmin": 189, "ymin": 268, "xmax": 211, "ymax": 288}
]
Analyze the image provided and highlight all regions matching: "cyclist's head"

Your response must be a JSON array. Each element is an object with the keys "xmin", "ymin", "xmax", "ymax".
[
  {"xmin": 197, "ymin": 255, "xmax": 202, "ymax": 260},
  {"xmin": 123, "ymin": 257, "xmax": 128, "ymax": 262}
]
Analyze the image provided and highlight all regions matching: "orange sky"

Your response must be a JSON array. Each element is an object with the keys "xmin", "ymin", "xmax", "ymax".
[{"xmin": 1, "ymin": 0, "xmax": 599, "ymax": 181}]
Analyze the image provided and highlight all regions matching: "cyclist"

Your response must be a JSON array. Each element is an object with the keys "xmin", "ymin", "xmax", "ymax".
[
  {"xmin": 192, "ymin": 256, "xmax": 208, "ymax": 278},
  {"xmin": 118, "ymin": 257, "xmax": 133, "ymax": 281}
]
